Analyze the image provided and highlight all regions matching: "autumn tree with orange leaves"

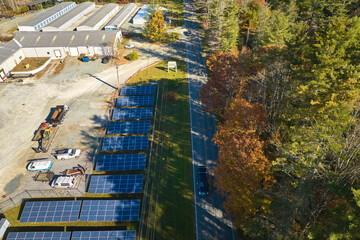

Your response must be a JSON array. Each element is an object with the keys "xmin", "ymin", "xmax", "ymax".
[
  {"xmin": 143, "ymin": 10, "xmax": 166, "ymax": 42},
  {"xmin": 213, "ymin": 97, "xmax": 274, "ymax": 235},
  {"xmin": 200, "ymin": 47, "xmax": 252, "ymax": 118}
]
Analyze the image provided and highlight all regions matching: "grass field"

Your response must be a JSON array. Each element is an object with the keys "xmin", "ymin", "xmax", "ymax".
[{"xmin": 128, "ymin": 60, "xmax": 195, "ymax": 240}]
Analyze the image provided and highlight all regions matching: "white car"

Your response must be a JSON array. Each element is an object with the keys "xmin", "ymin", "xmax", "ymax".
[
  {"xmin": 27, "ymin": 159, "xmax": 52, "ymax": 171},
  {"xmin": 53, "ymin": 148, "xmax": 81, "ymax": 160},
  {"xmin": 125, "ymin": 43, "xmax": 135, "ymax": 49},
  {"xmin": 51, "ymin": 176, "xmax": 77, "ymax": 188}
]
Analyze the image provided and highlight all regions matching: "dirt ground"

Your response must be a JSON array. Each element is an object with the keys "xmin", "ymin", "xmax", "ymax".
[
  {"xmin": 0, "ymin": 55, "xmax": 163, "ymax": 200},
  {"xmin": 11, "ymin": 57, "xmax": 49, "ymax": 71}
]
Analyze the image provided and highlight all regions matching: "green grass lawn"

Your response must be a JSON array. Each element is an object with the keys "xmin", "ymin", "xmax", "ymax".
[
  {"xmin": 128, "ymin": 60, "xmax": 194, "ymax": 240},
  {"xmin": 162, "ymin": 0, "xmax": 185, "ymax": 28}
]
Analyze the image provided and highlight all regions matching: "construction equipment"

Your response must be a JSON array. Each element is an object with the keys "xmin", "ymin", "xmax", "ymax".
[{"xmin": 34, "ymin": 126, "xmax": 58, "ymax": 153}]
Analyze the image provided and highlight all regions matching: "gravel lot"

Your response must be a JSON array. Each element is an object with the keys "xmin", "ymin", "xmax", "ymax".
[{"xmin": 0, "ymin": 55, "xmax": 162, "ymax": 200}]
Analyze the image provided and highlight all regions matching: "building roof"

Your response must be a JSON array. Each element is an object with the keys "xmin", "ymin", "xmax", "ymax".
[
  {"xmin": 14, "ymin": 31, "xmax": 120, "ymax": 48},
  {"xmin": 106, "ymin": 3, "xmax": 137, "ymax": 28},
  {"xmin": 77, "ymin": 3, "xmax": 118, "ymax": 29},
  {"xmin": 44, "ymin": 2, "xmax": 94, "ymax": 29},
  {"xmin": 132, "ymin": 4, "xmax": 151, "ymax": 22},
  {"xmin": 0, "ymin": 39, "xmax": 21, "ymax": 65},
  {"xmin": 20, "ymin": 2, "xmax": 75, "ymax": 27},
  {"xmin": 46, "ymin": 2, "xmax": 95, "ymax": 28}
]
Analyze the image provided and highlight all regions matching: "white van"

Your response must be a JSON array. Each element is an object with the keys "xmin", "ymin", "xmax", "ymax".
[{"xmin": 51, "ymin": 176, "xmax": 77, "ymax": 188}]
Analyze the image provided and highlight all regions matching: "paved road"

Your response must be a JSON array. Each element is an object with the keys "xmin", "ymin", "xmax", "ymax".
[{"xmin": 183, "ymin": 0, "xmax": 236, "ymax": 239}]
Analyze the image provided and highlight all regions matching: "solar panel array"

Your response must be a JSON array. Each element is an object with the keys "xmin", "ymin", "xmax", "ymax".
[
  {"xmin": 80, "ymin": 199, "xmax": 140, "ymax": 221},
  {"xmin": 95, "ymin": 154, "xmax": 146, "ymax": 171},
  {"xmin": 6, "ymin": 231, "xmax": 136, "ymax": 240},
  {"xmin": 88, "ymin": 175, "xmax": 144, "ymax": 194},
  {"xmin": 19, "ymin": 201, "xmax": 81, "ymax": 223},
  {"xmin": 117, "ymin": 96, "xmax": 154, "ymax": 107},
  {"xmin": 120, "ymin": 85, "xmax": 156, "ymax": 96},
  {"xmin": 112, "ymin": 107, "xmax": 153, "ymax": 120},
  {"xmin": 71, "ymin": 231, "xmax": 136, "ymax": 240},
  {"xmin": 107, "ymin": 120, "xmax": 151, "ymax": 135},
  {"xmin": 6, "ymin": 232, "xmax": 71, "ymax": 240},
  {"xmin": 102, "ymin": 136, "xmax": 149, "ymax": 151}
]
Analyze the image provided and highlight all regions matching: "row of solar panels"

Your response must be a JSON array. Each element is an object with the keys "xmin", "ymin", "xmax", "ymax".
[
  {"xmin": 19, "ymin": 200, "xmax": 140, "ymax": 223},
  {"xmin": 7, "ymin": 230, "xmax": 135, "ymax": 240}
]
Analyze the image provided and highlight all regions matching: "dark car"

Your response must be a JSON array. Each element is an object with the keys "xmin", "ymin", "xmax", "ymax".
[
  {"xmin": 198, "ymin": 166, "xmax": 209, "ymax": 196},
  {"xmin": 187, "ymin": 30, "xmax": 192, "ymax": 36}
]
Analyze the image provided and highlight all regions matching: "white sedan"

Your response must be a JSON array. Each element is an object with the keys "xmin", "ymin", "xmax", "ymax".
[
  {"xmin": 27, "ymin": 159, "xmax": 52, "ymax": 171},
  {"xmin": 125, "ymin": 42, "xmax": 135, "ymax": 49}
]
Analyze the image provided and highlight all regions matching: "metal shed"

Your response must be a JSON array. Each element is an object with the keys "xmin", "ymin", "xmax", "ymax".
[
  {"xmin": 15, "ymin": 30, "xmax": 122, "ymax": 58},
  {"xmin": 77, "ymin": 3, "xmax": 120, "ymax": 31},
  {"xmin": 42, "ymin": 2, "xmax": 95, "ymax": 31},
  {"xmin": 105, "ymin": 3, "xmax": 137, "ymax": 30},
  {"xmin": 18, "ymin": 2, "xmax": 76, "ymax": 31}
]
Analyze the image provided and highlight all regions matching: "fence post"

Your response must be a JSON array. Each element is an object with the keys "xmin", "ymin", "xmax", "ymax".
[{"xmin": 25, "ymin": 189, "xmax": 32, "ymax": 197}]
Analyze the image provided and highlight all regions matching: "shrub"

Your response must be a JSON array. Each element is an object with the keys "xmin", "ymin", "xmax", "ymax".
[
  {"xmin": 125, "ymin": 52, "xmax": 139, "ymax": 61},
  {"xmin": 163, "ymin": 32, "xmax": 180, "ymax": 43}
]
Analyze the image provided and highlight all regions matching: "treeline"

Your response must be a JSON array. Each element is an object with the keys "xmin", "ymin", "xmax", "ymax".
[{"xmin": 197, "ymin": 0, "xmax": 360, "ymax": 239}]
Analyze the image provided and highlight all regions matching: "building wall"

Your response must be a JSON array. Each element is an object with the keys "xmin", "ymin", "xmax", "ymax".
[{"xmin": 0, "ymin": 49, "xmax": 25, "ymax": 76}]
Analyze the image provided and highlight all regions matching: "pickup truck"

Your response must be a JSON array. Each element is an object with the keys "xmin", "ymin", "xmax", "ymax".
[{"xmin": 53, "ymin": 148, "xmax": 81, "ymax": 160}]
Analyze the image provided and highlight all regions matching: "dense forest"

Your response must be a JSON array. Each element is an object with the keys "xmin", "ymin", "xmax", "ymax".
[{"xmin": 196, "ymin": 0, "xmax": 360, "ymax": 239}]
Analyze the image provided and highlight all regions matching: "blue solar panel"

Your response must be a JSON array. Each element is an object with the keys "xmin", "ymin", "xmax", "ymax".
[
  {"xmin": 101, "ymin": 136, "xmax": 149, "ymax": 151},
  {"xmin": 112, "ymin": 108, "xmax": 153, "ymax": 120},
  {"xmin": 117, "ymin": 96, "xmax": 154, "ymax": 107},
  {"xmin": 19, "ymin": 201, "xmax": 81, "ymax": 223},
  {"xmin": 120, "ymin": 85, "xmax": 156, "ymax": 96},
  {"xmin": 6, "ymin": 232, "xmax": 71, "ymax": 240},
  {"xmin": 95, "ymin": 154, "xmax": 146, "ymax": 171},
  {"xmin": 107, "ymin": 121, "xmax": 151, "ymax": 134},
  {"xmin": 88, "ymin": 175, "xmax": 143, "ymax": 194},
  {"xmin": 79, "ymin": 200, "xmax": 140, "ymax": 222},
  {"xmin": 71, "ymin": 230, "xmax": 136, "ymax": 240}
]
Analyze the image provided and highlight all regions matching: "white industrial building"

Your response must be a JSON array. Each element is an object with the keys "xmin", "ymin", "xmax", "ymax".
[
  {"xmin": 0, "ymin": 39, "xmax": 25, "ymax": 81},
  {"xmin": 0, "ymin": 30, "xmax": 122, "ymax": 79},
  {"xmin": 105, "ymin": 3, "xmax": 137, "ymax": 30},
  {"xmin": 42, "ymin": 2, "xmax": 95, "ymax": 31},
  {"xmin": 77, "ymin": 3, "xmax": 119, "ymax": 31},
  {"xmin": 18, "ymin": 2, "xmax": 76, "ymax": 31},
  {"xmin": 132, "ymin": 4, "xmax": 167, "ymax": 25},
  {"xmin": 15, "ymin": 31, "xmax": 122, "ymax": 58}
]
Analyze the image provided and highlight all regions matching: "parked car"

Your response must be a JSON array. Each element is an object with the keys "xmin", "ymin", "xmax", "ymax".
[
  {"xmin": 51, "ymin": 176, "xmax": 77, "ymax": 188},
  {"xmin": 101, "ymin": 56, "xmax": 110, "ymax": 64},
  {"xmin": 53, "ymin": 148, "xmax": 81, "ymax": 160},
  {"xmin": 27, "ymin": 159, "xmax": 52, "ymax": 171},
  {"xmin": 197, "ymin": 166, "xmax": 209, "ymax": 196},
  {"xmin": 187, "ymin": 30, "xmax": 192, "ymax": 36},
  {"xmin": 125, "ymin": 42, "xmax": 135, "ymax": 49}
]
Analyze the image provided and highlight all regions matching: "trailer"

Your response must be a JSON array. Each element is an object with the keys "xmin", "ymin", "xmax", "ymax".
[
  {"xmin": 33, "ymin": 171, "xmax": 55, "ymax": 182},
  {"xmin": 32, "ymin": 122, "xmax": 50, "ymax": 141},
  {"xmin": 35, "ymin": 126, "xmax": 59, "ymax": 153},
  {"xmin": 62, "ymin": 165, "xmax": 85, "ymax": 176},
  {"xmin": 50, "ymin": 105, "xmax": 69, "ymax": 125}
]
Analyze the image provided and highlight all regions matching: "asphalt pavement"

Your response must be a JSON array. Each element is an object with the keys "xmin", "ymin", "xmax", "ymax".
[{"xmin": 183, "ymin": 0, "xmax": 236, "ymax": 239}]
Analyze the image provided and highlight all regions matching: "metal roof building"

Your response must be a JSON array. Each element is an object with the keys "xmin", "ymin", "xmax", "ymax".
[
  {"xmin": 132, "ymin": 4, "xmax": 167, "ymax": 25},
  {"xmin": 15, "ymin": 30, "xmax": 122, "ymax": 58},
  {"xmin": 42, "ymin": 2, "xmax": 95, "ymax": 31},
  {"xmin": 105, "ymin": 3, "xmax": 137, "ymax": 30},
  {"xmin": 18, "ymin": 2, "xmax": 76, "ymax": 31},
  {"xmin": 77, "ymin": 3, "xmax": 119, "ymax": 31},
  {"xmin": 0, "ymin": 39, "xmax": 24, "ymax": 80}
]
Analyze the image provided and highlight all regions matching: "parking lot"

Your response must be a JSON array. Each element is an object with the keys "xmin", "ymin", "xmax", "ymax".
[{"xmin": 0, "ymin": 55, "xmax": 162, "ymax": 202}]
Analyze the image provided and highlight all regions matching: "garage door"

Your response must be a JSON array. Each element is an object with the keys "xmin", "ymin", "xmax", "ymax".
[
  {"xmin": 69, "ymin": 47, "xmax": 79, "ymax": 56},
  {"xmin": 94, "ymin": 47, "xmax": 103, "ymax": 56},
  {"xmin": 54, "ymin": 50, "xmax": 62, "ymax": 58}
]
